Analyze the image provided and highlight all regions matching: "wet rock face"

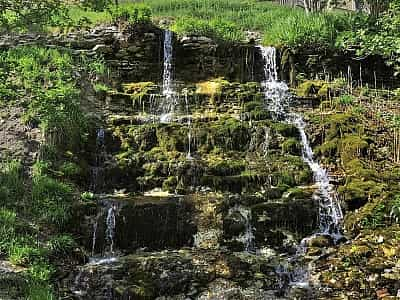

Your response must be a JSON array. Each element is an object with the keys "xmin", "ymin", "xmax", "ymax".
[
  {"xmin": 0, "ymin": 261, "xmax": 27, "ymax": 299},
  {"xmin": 61, "ymin": 250, "xmax": 285, "ymax": 300},
  {"xmin": 84, "ymin": 197, "xmax": 196, "ymax": 254},
  {"xmin": 115, "ymin": 197, "xmax": 196, "ymax": 251},
  {"xmin": 279, "ymin": 48, "xmax": 396, "ymax": 88},
  {"xmin": 175, "ymin": 36, "xmax": 263, "ymax": 83},
  {"xmin": 252, "ymin": 198, "xmax": 319, "ymax": 249}
]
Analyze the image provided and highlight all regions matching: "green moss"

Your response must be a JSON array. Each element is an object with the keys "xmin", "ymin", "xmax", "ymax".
[
  {"xmin": 162, "ymin": 176, "xmax": 178, "ymax": 193},
  {"xmin": 156, "ymin": 125, "xmax": 186, "ymax": 152},
  {"xmin": 296, "ymin": 80, "xmax": 325, "ymax": 97},
  {"xmin": 325, "ymin": 113, "xmax": 359, "ymax": 140},
  {"xmin": 271, "ymin": 122, "xmax": 299, "ymax": 138},
  {"xmin": 244, "ymin": 101, "xmax": 262, "ymax": 112},
  {"xmin": 196, "ymin": 78, "xmax": 230, "ymax": 106},
  {"xmin": 207, "ymin": 159, "xmax": 246, "ymax": 176},
  {"xmin": 339, "ymin": 178, "xmax": 386, "ymax": 210},
  {"xmin": 315, "ymin": 138, "xmax": 338, "ymax": 157},
  {"xmin": 122, "ymin": 82, "xmax": 158, "ymax": 109},
  {"xmin": 281, "ymin": 138, "xmax": 301, "ymax": 155},
  {"xmin": 339, "ymin": 135, "xmax": 369, "ymax": 164}
]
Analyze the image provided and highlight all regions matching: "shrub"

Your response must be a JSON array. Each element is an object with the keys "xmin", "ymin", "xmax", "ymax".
[
  {"xmin": 9, "ymin": 245, "xmax": 43, "ymax": 266},
  {"xmin": 390, "ymin": 195, "xmax": 400, "ymax": 223},
  {"xmin": 81, "ymin": 191, "xmax": 95, "ymax": 201},
  {"xmin": 46, "ymin": 234, "xmax": 76, "ymax": 256},
  {"xmin": 109, "ymin": 4, "xmax": 152, "ymax": 24},
  {"xmin": 172, "ymin": 17, "xmax": 244, "ymax": 42},
  {"xmin": 27, "ymin": 262, "xmax": 55, "ymax": 282},
  {"xmin": 0, "ymin": 209, "xmax": 16, "ymax": 253},
  {"xmin": 58, "ymin": 162, "xmax": 82, "ymax": 178},
  {"xmin": 0, "ymin": 161, "xmax": 24, "ymax": 207},
  {"xmin": 26, "ymin": 284, "xmax": 55, "ymax": 300},
  {"xmin": 263, "ymin": 13, "xmax": 343, "ymax": 49},
  {"xmin": 31, "ymin": 174, "xmax": 74, "ymax": 228}
]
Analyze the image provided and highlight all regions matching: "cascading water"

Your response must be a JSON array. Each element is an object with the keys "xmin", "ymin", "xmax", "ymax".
[
  {"xmin": 161, "ymin": 30, "xmax": 178, "ymax": 123},
  {"xmin": 258, "ymin": 46, "xmax": 343, "ymax": 293},
  {"xmin": 293, "ymin": 118, "xmax": 343, "ymax": 237},
  {"xmin": 105, "ymin": 205, "xmax": 116, "ymax": 254},
  {"xmin": 90, "ymin": 201, "xmax": 118, "ymax": 263},
  {"xmin": 258, "ymin": 45, "xmax": 343, "ymax": 237},
  {"xmin": 90, "ymin": 128, "xmax": 106, "ymax": 192},
  {"xmin": 228, "ymin": 205, "xmax": 255, "ymax": 253}
]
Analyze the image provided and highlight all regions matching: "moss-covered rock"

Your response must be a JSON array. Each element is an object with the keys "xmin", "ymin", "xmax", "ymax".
[{"xmin": 251, "ymin": 198, "xmax": 318, "ymax": 249}]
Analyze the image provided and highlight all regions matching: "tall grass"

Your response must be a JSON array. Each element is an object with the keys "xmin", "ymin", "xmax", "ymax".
[
  {"xmin": 0, "ymin": 161, "xmax": 24, "ymax": 208},
  {"xmin": 264, "ymin": 13, "xmax": 343, "ymax": 48},
  {"xmin": 71, "ymin": 0, "xmax": 350, "ymax": 47},
  {"xmin": 68, "ymin": 0, "xmax": 352, "ymax": 46}
]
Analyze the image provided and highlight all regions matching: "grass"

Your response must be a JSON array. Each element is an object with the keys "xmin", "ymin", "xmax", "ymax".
[
  {"xmin": 0, "ymin": 46, "xmax": 105, "ymax": 298},
  {"xmin": 67, "ymin": 0, "xmax": 352, "ymax": 47}
]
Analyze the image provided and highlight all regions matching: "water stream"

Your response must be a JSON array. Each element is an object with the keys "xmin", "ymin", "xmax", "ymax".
[
  {"xmin": 258, "ymin": 46, "xmax": 344, "ymax": 293},
  {"xmin": 228, "ymin": 205, "xmax": 255, "ymax": 253},
  {"xmin": 161, "ymin": 30, "xmax": 178, "ymax": 123},
  {"xmin": 90, "ymin": 128, "xmax": 106, "ymax": 192}
]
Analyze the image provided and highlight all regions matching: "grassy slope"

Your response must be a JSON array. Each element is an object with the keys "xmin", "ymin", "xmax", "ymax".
[{"xmin": 68, "ymin": 0, "xmax": 348, "ymax": 47}]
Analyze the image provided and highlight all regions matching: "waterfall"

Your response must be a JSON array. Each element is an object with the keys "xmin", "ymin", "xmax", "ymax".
[
  {"xmin": 228, "ymin": 205, "xmax": 255, "ymax": 253},
  {"xmin": 89, "ymin": 201, "xmax": 118, "ymax": 264},
  {"xmin": 258, "ymin": 45, "xmax": 343, "ymax": 238},
  {"xmin": 258, "ymin": 46, "xmax": 343, "ymax": 292},
  {"xmin": 161, "ymin": 30, "xmax": 177, "ymax": 123},
  {"xmin": 91, "ymin": 216, "xmax": 99, "ymax": 257},
  {"xmin": 293, "ymin": 118, "xmax": 343, "ymax": 236},
  {"xmin": 90, "ymin": 128, "xmax": 106, "ymax": 193},
  {"xmin": 105, "ymin": 205, "xmax": 116, "ymax": 254}
]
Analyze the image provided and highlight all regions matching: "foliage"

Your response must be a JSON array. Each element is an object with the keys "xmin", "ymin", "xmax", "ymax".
[
  {"xmin": 26, "ymin": 283, "xmax": 55, "ymax": 300},
  {"xmin": 46, "ymin": 234, "xmax": 76, "ymax": 256},
  {"xmin": 9, "ymin": 244, "xmax": 44, "ymax": 266},
  {"xmin": 80, "ymin": 0, "xmax": 113, "ymax": 12},
  {"xmin": 81, "ymin": 191, "xmax": 96, "ymax": 201},
  {"xmin": 0, "ymin": 160, "xmax": 24, "ymax": 208},
  {"xmin": 0, "ymin": 0, "xmax": 68, "ymax": 32},
  {"xmin": 0, "ymin": 208, "xmax": 16, "ymax": 253},
  {"xmin": 337, "ymin": 0, "xmax": 400, "ymax": 75},
  {"xmin": 31, "ymin": 174, "xmax": 74, "ymax": 228},
  {"xmin": 108, "ymin": 4, "xmax": 152, "ymax": 25},
  {"xmin": 172, "ymin": 17, "xmax": 244, "ymax": 42},
  {"xmin": 263, "ymin": 12, "xmax": 346, "ymax": 49},
  {"xmin": 360, "ymin": 203, "xmax": 387, "ymax": 229},
  {"xmin": 0, "ymin": 47, "xmax": 89, "ymax": 152},
  {"xmin": 390, "ymin": 194, "xmax": 400, "ymax": 223}
]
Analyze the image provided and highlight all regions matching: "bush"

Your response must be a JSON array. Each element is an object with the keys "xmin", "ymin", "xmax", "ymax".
[
  {"xmin": 0, "ymin": 209, "xmax": 16, "ymax": 253},
  {"xmin": 109, "ymin": 4, "xmax": 152, "ymax": 24},
  {"xmin": 0, "ymin": 161, "xmax": 24, "ymax": 207},
  {"xmin": 390, "ymin": 195, "xmax": 400, "ymax": 223},
  {"xmin": 9, "ymin": 245, "xmax": 44, "ymax": 266},
  {"xmin": 31, "ymin": 175, "xmax": 74, "ymax": 228},
  {"xmin": 27, "ymin": 262, "xmax": 55, "ymax": 282},
  {"xmin": 46, "ymin": 235, "xmax": 76, "ymax": 256},
  {"xmin": 172, "ymin": 17, "xmax": 244, "ymax": 42},
  {"xmin": 26, "ymin": 283, "xmax": 55, "ymax": 300},
  {"xmin": 263, "ymin": 13, "xmax": 344, "ymax": 49},
  {"xmin": 0, "ymin": 47, "xmax": 89, "ymax": 153}
]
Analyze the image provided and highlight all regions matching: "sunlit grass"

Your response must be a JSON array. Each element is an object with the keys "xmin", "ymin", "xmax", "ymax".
[{"xmin": 68, "ymin": 0, "xmax": 350, "ymax": 46}]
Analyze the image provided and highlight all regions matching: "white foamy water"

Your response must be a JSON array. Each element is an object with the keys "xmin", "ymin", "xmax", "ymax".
[
  {"xmin": 161, "ymin": 30, "xmax": 178, "ymax": 123},
  {"xmin": 228, "ymin": 205, "xmax": 255, "ymax": 253},
  {"xmin": 258, "ymin": 46, "xmax": 344, "ymax": 293},
  {"xmin": 106, "ymin": 205, "xmax": 116, "ymax": 254},
  {"xmin": 258, "ymin": 45, "xmax": 343, "ymax": 237}
]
